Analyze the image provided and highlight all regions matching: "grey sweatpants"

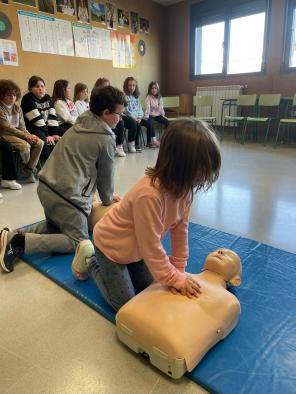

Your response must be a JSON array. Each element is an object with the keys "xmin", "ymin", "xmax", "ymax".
[
  {"xmin": 88, "ymin": 246, "xmax": 153, "ymax": 311},
  {"xmin": 21, "ymin": 182, "xmax": 89, "ymax": 254}
]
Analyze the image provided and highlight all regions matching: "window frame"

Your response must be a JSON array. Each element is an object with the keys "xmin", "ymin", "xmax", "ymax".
[
  {"xmin": 190, "ymin": 0, "xmax": 271, "ymax": 80},
  {"xmin": 282, "ymin": 0, "xmax": 296, "ymax": 73}
]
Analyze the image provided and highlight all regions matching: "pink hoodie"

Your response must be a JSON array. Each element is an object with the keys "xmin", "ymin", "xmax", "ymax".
[
  {"xmin": 144, "ymin": 95, "xmax": 165, "ymax": 118},
  {"xmin": 93, "ymin": 176, "xmax": 191, "ymax": 289}
]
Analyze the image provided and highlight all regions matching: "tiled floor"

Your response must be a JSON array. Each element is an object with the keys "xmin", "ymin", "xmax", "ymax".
[{"xmin": 0, "ymin": 139, "xmax": 295, "ymax": 393}]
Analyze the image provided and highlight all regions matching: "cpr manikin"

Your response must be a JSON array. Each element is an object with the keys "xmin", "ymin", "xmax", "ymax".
[{"xmin": 116, "ymin": 249, "xmax": 242, "ymax": 379}]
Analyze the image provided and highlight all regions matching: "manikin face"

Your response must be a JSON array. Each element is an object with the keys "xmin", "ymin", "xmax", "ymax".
[
  {"xmin": 31, "ymin": 81, "xmax": 46, "ymax": 99},
  {"xmin": 127, "ymin": 80, "xmax": 137, "ymax": 94},
  {"xmin": 102, "ymin": 103, "xmax": 124, "ymax": 129},
  {"xmin": 203, "ymin": 248, "xmax": 242, "ymax": 286},
  {"xmin": 65, "ymin": 83, "xmax": 72, "ymax": 99},
  {"xmin": 150, "ymin": 84, "xmax": 158, "ymax": 96},
  {"xmin": 2, "ymin": 92, "xmax": 17, "ymax": 106}
]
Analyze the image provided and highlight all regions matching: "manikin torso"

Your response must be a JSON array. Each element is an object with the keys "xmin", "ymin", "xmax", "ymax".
[{"xmin": 116, "ymin": 270, "xmax": 241, "ymax": 371}]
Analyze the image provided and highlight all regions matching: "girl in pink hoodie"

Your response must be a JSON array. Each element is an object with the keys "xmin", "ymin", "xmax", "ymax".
[
  {"xmin": 144, "ymin": 81, "xmax": 170, "ymax": 130},
  {"xmin": 72, "ymin": 118, "xmax": 221, "ymax": 311}
]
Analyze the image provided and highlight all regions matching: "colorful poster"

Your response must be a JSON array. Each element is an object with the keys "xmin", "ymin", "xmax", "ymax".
[
  {"xmin": 112, "ymin": 31, "xmax": 135, "ymax": 68},
  {"xmin": 56, "ymin": 0, "xmax": 75, "ymax": 16},
  {"xmin": 0, "ymin": 39, "xmax": 18, "ymax": 66},
  {"xmin": 38, "ymin": 0, "xmax": 55, "ymax": 14},
  {"xmin": 105, "ymin": 2, "xmax": 116, "ymax": 30},
  {"xmin": 130, "ymin": 11, "xmax": 139, "ymax": 34},
  {"xmin": 90, "ymin": 1, "xmax": 105, "ymax": 23},
  {"xmin": 139, "ymin": 17, "xmax": 150, "ymax": 34},
  {"xmin": 76, "ymin": 0, "xmax": 89, "ymax": 23},
  {"xmin": 13, "ymin": 0, "xmax": 36, "ymax": 6},
  {"xmin": 117, "ymin": 9, "xmax": 129, "ymax": 28}
]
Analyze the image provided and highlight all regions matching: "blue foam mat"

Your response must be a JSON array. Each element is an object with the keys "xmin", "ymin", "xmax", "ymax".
[{"xmin": 23, "ymin": 223, "xmax": 296, "ymax": 394}]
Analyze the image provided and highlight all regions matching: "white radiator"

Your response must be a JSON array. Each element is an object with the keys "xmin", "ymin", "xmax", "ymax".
[{"xmin": 196, "ymin": 85, "xmax": 244, "ymax": 125}]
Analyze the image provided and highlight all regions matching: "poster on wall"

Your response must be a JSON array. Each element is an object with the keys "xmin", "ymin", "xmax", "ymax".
[
  {"xmin": 55, "ymin": 18, "xmax": 74, "ymax": 56},
  {"xmin": 38, "ymin": 0, "xmax": 55, "ymax": 14},
  {"xmin": 76, "ymin": 0, "xmax": 89, "ymax": 23},
  {"xmin": 17, "ymin": 10, "xmax": 74, "ymax": 56},
  {"xmin": 105, "ymin": 2, "xmax": 116, "ymax": 30},
  {"xmin": 139, "ymin": 17, "xmax": 150, "ymax": 34},
  {"xmin": 0, "ymin": 39, "xmax": 18, "ymax": 66},
  {"xmin": 13, "ymin": 0, "xmax": 36, "ymax": 6},
  {"xmin": 112, "ymin": 31, "xmax": 135, "ymax": 68},
  {"xmin": 90, "ymin": 27, "xmax": 112, "ymax": 59},
  {"xmin": 72, "ymin": 22, "xmax": 90, "ymax": 57},
  {"xmin": 56, "ymin": 0, "xmax": 75, "ymax": 16},
  {"xmin": 117, "ymin": 9, "xmax": 129, "ymax": 28},
  {"xmin": 130, "ymin": 11, "xmax": 139, "ymax": 34},
  {"xmin": 90, "ymin": 1, "xmax": 105, "ymax": 23}
]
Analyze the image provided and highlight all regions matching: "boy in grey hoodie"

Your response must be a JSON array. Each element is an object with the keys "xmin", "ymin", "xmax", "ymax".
[{"xmin": 0, "ymin": 86, "xmax": 127, "ymax": 273}]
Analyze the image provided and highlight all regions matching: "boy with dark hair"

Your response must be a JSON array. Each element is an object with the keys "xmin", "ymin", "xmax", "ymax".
[{"xmin": 0, "ymin": 86, "xmax": 127, "ymax": 273}]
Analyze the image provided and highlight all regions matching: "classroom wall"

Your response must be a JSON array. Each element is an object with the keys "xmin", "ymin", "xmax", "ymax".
[
  {"xmin": 163, "ymin": 0, "xmax": 296, "ymax": 96},
  {"xmin": 0, "ymin": 0, "xmax": 165, "ymax": 97}
]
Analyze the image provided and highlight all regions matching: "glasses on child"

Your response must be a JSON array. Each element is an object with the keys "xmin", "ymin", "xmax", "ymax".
[{"xmin": 112, "ymin": 111, "xmax": 124, "ymax": 118}]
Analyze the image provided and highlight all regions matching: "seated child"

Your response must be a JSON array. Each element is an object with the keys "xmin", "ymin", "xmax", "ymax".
[
  {"xmin": 144, "ymin": 81, "xmax": 170, "ymax": 130},
  {"xmin": 0, "ymin": 80, "xmax": 44, "ymax": 182},
  {"xmin": 53, "ymin": 79, "xmax": 78, "ymax": 132},
  {"xmin": 123, "ymin": 77, "xmax": 159, "ymax": 150},
  {"xmin": 74, "ymin": 83, "xmax": 89, "ymax": 115},
  {"xmin": 21, "ymin": 75, "xmax": 63, "ymax": 162}
]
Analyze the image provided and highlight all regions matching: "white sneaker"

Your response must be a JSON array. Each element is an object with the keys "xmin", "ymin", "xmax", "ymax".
[
  {"xmin": 128, "ymin": 141, "xmax": 137, "ymax": 153},
  {"xmin": 71, "ymin": 240, "xmax": 95, "ymax": 281},
  {"xmin": 115, "ymin": 145, "xmax": 126, "ymax": 157},
  {"xmin": 0, "ymin": 192, "xmax": 2, "ymax": 199},
  {"xmin": 1, "ymin": 180, "xmax": 22, "ymax": 190}
]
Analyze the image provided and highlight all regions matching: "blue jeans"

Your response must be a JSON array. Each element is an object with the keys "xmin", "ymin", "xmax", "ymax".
[{"xmin": 88, "ymin": 246, "xmax": 153, "ymax": 311}]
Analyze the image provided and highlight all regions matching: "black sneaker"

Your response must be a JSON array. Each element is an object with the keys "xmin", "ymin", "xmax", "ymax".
[
  {"xmin": 135, "ymin": 146, "xmax": 142, "ymax": 153},
  {"xmin": 0, "ymin": 228, "xmax": 18, "ymax": 273}
]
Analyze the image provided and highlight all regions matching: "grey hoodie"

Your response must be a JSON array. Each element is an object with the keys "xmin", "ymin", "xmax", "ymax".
[{"xmin": 39, "ymin": 110, "xmax": 115, "ymax": 216}]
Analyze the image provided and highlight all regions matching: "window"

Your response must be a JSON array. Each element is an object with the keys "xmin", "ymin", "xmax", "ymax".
[
  {"xmin": 228, "ymin": 13, "xmax": 266, "ymax": 74},
  {"xmin": 195, "ymin": 22, "xmax": 225, "ymax": 75},
  {"xmin": 190, "ymin": 0, "xmax": 270, "ymax": 78},
  {"xmin": 283, "ymin": 0, "xmax": 296, "ymax": 71}
]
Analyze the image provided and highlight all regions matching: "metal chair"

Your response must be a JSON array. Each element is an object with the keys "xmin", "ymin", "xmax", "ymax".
[
  {"xmin": 222, "ymin": 94, "xmax": 257, "ymax": 140},
  {"xmin": 274, "ymin": 94, "xmax": 296, "ymax": 148},
  {"xmin": 193, "ymin": 95, "xmax": 216, "ymax": 125},
  {"xmin": 242, "ymin": 94, "xmax": 281, "ymax": 145}
]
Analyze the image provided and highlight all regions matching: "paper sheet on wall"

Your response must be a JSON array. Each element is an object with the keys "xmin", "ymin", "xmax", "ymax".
[
  {"xmin": 17, "ymin": 10, "xmax": 74, "ymax": 56},
  {"xmin": 72, "ymin": 24, "xmax": 112, "ymax": 60},
  {"xmin": 0, "ymin": 39, "xmax": 18, "ymax": 66},
  {"xmin": 54, "ymin": 18, "xmax": 74, "ymax": 56},
  {"xmin": 90, "ymin": 27, "xmax": 112, "ymax": 60},
  {"xmin": 17, "ymin": 10, "xmax": 42, "ymax": 52},
  {"xmin": 112, "ymin": 32, "xmax": 135, "ymax": 68},
  {"xmin": 72, "ymin": 23, "xmax": 91, "ymax": 58}
]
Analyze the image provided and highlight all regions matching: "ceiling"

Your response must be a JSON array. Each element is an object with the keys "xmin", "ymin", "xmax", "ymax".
[{"xmin": 152, "ymin": 0, "xmax": 184, "ymax": 6}]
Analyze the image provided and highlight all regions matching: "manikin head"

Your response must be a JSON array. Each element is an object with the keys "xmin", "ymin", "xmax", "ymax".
[{"xmin": 202, "ymin": 249, "xmax": 242, "ymax": 287}]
